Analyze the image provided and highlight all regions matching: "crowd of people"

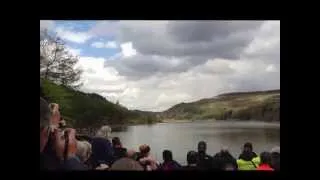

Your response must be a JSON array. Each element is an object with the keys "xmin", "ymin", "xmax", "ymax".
[{"xmin": 40, "ymin": 97, "xmax": 280, "ymax": 171}]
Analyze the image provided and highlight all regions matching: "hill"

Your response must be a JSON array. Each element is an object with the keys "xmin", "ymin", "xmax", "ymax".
[
  {"xmin": 40, "ymin": 79, "xmax": 159, "ymax": 128},
  {"xmin": 159, "ymin": 90, "xmax": 280, "ymax": 122}
]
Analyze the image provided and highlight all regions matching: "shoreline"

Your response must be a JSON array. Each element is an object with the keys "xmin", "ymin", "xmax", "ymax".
[{"xmin": 107, "ymin": 119, "xmax": 280, "ymax": 129}]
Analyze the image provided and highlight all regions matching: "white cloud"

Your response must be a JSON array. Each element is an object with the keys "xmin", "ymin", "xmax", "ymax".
[
  {"xmin": 58, "ymin": 21, "xmax": 280, "ymax": 111},
  {"xmin": 91, "ymin": 41, "xmax": 117, "ymax": 49},
  {"xmin": 55, "ymin": 27, "xmax": 93, "ymax": 44},
  {"xmin": 40, "ymin": 20, "xmax": 55, "ymax": 30},
  {"xmin": 65, "ymin": 46, "xmax": 82, "ymax": 56},
  {"xmin": 120, "ymin": 42, "xmax": 137, "ymax": 57},
  {"xmin": 265, "ymin": 64, "xmax": 278, "ymax": 72}
]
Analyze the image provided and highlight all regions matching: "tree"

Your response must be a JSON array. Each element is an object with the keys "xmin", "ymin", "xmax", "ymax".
[
  {"xmin": 57, "ymin": 54, "xmax": 83, "ymax": 88},
  {"xmin": 40, "ymin": 29, "xmax": 82, "ymax": 88}
]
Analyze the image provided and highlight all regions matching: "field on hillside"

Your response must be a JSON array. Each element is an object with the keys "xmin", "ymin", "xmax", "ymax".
[{"xmin": 160, "ymin": 90, "xmax": 280, "ymax": 122}]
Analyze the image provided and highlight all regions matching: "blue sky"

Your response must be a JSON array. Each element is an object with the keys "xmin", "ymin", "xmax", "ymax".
[
  {"xmin": 40, "ymin": 20, "xmax": 280, "ymax": 111},
  {"xmin": 49, "ymin": 20, "xmax": 120, "ymax": 58}
]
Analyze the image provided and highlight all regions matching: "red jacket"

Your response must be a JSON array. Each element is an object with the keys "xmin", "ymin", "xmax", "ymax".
[{"xmin": 256, "ymin": 164, "xmax": 274, "ymax": 171}]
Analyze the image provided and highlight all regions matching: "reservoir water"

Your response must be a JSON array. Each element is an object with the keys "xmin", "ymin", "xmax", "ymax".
[{"xmin": 111, "ymin": 120, "xmax": 280, "ymax": 165}]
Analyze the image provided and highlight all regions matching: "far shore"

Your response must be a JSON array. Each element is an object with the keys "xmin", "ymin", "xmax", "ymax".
[
  {"xmin": 160, "ymin": 119, "xmax": 216, "ymax": 123},
  {"xmin": 110, "ymin": 118, "xmax": 280, "ymax": 127}
]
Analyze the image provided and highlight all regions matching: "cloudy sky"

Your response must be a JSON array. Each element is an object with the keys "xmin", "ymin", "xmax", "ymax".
[{"xmin": 40, "ymin": 20, "xmax": 280, "ymax": 112}]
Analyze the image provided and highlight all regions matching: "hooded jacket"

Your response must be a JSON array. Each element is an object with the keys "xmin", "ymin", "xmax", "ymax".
[{"xmin": 237, "ymin": 151, "xmax": 260, "ymax": 170}]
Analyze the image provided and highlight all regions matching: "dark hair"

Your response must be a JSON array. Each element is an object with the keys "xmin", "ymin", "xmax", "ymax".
[
  {"xmin": 139, "ymin": 145, "xmax": 150, "ymax": 155},
  {"xmin": 260, "ymin": 152, "xmax": 272, "ymax": 164},
  {"xmin": 198, "ymin": 141, "xmax": 207, "ymax": 152},
  {"xmin": 162, "ymin": 150, "xmax": 173, "ymax": 162},
  {"xmin": 243, "ymin": 142, "xmax": 253, "ymax": 151},
  {"xmin": 112, "ymin": 137, "xmax": 121, "ymax": 146},
  {"xmin": 187, "ymin": 151, "xmax": 197, "ymax": 165}
]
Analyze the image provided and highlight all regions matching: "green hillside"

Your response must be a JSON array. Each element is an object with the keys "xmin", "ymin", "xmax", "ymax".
[
  {"xmin": 41, "ymin": 79, "xmax": 158, "ymax": 128},
  {"xmin": 160, "ymin": 90, "xmax": 280, "ymax": 122}
]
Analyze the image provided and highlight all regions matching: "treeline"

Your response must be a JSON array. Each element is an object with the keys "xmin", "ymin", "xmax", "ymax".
[{"xmin": 40, "ymin": 30, "xmax": 158, "ymax": 128}]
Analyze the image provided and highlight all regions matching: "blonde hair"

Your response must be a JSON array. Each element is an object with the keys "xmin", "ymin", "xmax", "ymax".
[
  {"xmin": 76, "ymin": 141, "xmax": 92, "ymax": 162},
  {"xmin": 48, "ymin": 103, "xmax": 59, "ymax": 114},
  {"xmin": 96, "ymin": 125, "xmax": 112, "ymax": 139}
]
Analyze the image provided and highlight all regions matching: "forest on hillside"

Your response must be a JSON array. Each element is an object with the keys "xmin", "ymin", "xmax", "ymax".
[{"xmin": 40, "ymin": 30, "xmax": 158, "ymax": 128}]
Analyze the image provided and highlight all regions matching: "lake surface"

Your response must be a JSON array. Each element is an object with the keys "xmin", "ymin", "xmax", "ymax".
[{"xmin": 111, "ymin": 120, "xmax": 280, "ymax": 165}]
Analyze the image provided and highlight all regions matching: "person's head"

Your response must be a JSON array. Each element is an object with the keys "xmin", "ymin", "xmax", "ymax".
[
  {"xmin": 112, "ymin": 137, "xmax": 122, "ymax": 148},
  {"xmin": 220, "ymin": 146, "xmax": 231, "ymax": 156},
  {"xmin": 76, "ymin": 140, "xmax": 92, "ymax": 163},
  {"xmin": 260, "ymin": 152, "xmax": 272, "ymax": 165},
  {"xmin": 221, "ymin": 146, "xmax": 229, "ymax": 153},
  {"xmin": 127, "ymin": 149, "xmax": 137, "ymax": 159},
  {"xmin": 139, "ymin": 144, "xmax": 151, "ymax": 157},
  {"xmin": 109, "ymin": 158, "xmax": 143, "ymax": 171},
  {"xmin": 187, "ymin": 151, "xmax": 197, "ymax": 165},
  {"xmin": 198, "ymin": 141, "xmax": 207, "ymax": 154},
  {"xmin": 162, "ymin": 150, "xmax": 173, "ymax": 162},
  {"xmin": 243, "ymin": 142, "xmax": 253, "ymax": 153},
  {"xmin": 96, "ymin": 125, "xmax": 112, "ymax": 139}
]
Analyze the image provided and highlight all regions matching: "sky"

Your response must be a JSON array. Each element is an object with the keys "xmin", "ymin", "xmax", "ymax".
[{"xmin": 40, "ymin": 20, "xmax": 280, "ymax": 112}]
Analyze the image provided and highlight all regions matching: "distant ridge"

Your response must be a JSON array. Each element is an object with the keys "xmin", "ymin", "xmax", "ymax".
[{"xmin": 159, "ymin": 89, "xmax": 280, "ymax": 122}]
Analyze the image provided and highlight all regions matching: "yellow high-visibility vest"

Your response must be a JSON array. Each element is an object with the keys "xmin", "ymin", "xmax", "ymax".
[{"xmin": 237, "ymin": 156, "xmax": 260, "ymax": 170}]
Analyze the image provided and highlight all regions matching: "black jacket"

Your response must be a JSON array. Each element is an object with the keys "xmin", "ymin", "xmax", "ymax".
[
  {"xmin": 271, "ymin": 153, "xmax": 280, "ymax": 171},
  {"xmin": 212, "ymin": 152, "xmax": 238, "ymax": 170},
  {"xmin": 196, "ymin": 153, "xmax": 213, "ymax": 170},
  {"xmin": 159, "ymin": 160, "xmax": 182, "ymax": 170}
]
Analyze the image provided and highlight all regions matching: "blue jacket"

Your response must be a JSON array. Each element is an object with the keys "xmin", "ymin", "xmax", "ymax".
[{"xmin": 90, "ymin": 137, "xmax": 114, "ymax": 167}]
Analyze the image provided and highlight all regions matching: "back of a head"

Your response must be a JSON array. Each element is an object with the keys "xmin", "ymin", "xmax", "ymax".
[
  {"xmin": 112, "ymin": 137, "xmax": 121, "ymax": 147},
  {"xmin": 187, "ymin": 151, "xmax": 197, "ymax": 165},
  {"xmin": 110, "ymin": 158, "xmax": 144, "ymax": 171},
  {"xmin": 139, "ymin": 144, "xmax": 151, "ymax": 156},
  {"xmin": 220, "ymin": 146, "xmax": 231, "ymax": 157},
  {"xmin": 243, "ymin": 142, "xmax": 253, "ymax": 152},
  {"xmin": 96, "ymin": 125, "xmax": 112, "ymax": 139},
  {"xmin": 198, "ymin": 141, "xmax": 207, "ymax": 153},
  {"xmin": 40, "ymin": 97, "xmax": 50, "ymax": 128},
  {"xmin": 162, "ymin": 150, "xmax": 173, "ymax": 162},
  {"xmin": 221, "ymin": 146, "xmax": 229, "ymax": 153},
  {"xmin": 260, "ymin": 152, "xmax": 272, "ymax": 164}
]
